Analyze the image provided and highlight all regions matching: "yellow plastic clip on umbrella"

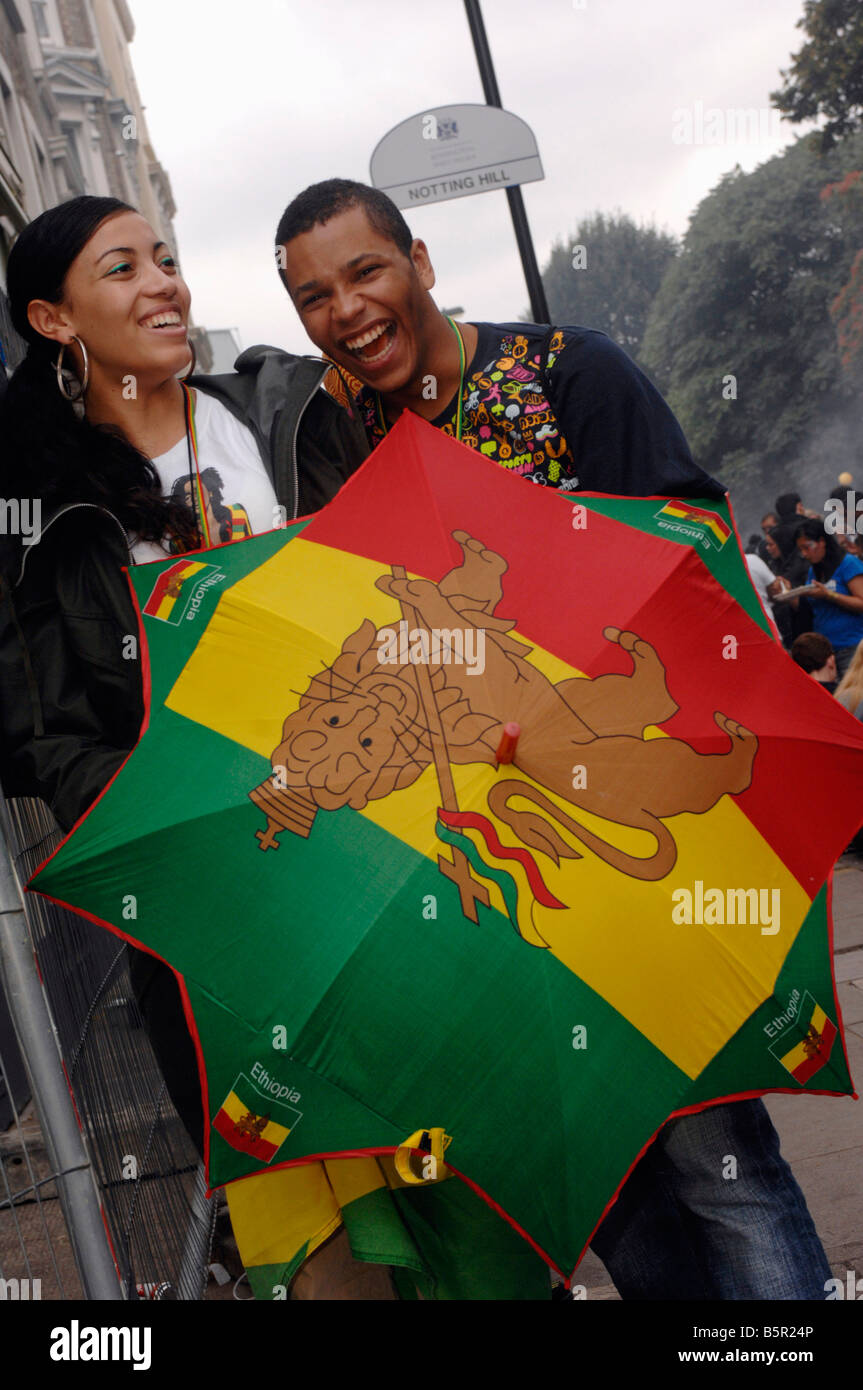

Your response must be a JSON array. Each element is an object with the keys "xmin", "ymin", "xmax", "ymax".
[{"xmin": 395, "ymin": 1128, "xmax": 453, "ymax": 1184}]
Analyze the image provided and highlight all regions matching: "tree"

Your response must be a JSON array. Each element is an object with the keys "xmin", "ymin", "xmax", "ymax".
[
  {"xmin": 540, "ymin": 213, "xmax": 677, "ymax": 366},
  {"xmin": 640, "ymin": 131, "xmax": 863, "ymax": 514},
  {"xmin": 821, "ymin": 170, "xmax": 863, "ymax": 381},
  {"xmin": 771, "ymin": 0, "xmax": 863, "ymax": 150}
]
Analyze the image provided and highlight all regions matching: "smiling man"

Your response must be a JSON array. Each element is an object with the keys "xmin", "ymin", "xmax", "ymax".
[
  {"xmin": 274, "ymin": 179, "xmax": 832, "ymax": 1303},
  {"xmin": 275, "ymin": 179, "xmax": 722, "ymax": 500}
]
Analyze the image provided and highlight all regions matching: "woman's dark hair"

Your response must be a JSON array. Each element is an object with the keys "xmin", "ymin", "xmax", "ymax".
[
  {"xmin": 793, "ymin": 517, "xmax": 844, "ymax": 581},
  {"xmin": 757, "ymin": 536, "xmax": 780, "ymax": 572},
  {"xmin": 0, "ymin": 195, "xmax": 198, "ymax": 549}
]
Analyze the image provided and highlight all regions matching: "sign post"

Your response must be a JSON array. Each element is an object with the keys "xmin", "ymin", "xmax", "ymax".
[
  {"xmin": 370, "ymin": 104, "xmax": 543, "ymax": 210},
  {"xmin": 369, "ymin": 0, "xmax": 550, "ymax": 324},
  {"xmin": 463, "ymin": 0, "xmax": 550, "ymax": 324}
]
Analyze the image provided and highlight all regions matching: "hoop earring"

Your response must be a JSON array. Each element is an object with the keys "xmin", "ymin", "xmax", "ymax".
[{"xmin": 55, "ymin": 336, "xmax": 89, "ymax": 401}]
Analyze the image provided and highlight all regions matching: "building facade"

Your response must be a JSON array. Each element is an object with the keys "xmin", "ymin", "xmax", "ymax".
[{"xmin": 0, "ymin": 0, "xmax": 211, "ymax": 374}]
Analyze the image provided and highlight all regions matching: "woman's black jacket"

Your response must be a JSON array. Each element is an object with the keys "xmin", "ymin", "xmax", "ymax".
[{"xmin": 0, "ymin": 347, "xmax": 369, "ymax": 832}]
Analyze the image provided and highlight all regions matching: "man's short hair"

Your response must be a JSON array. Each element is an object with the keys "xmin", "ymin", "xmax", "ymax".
[
  {"xmin": 275, "ymin": 180, "xmax": 414, "ymax": 265},
  {"xmin": 791, "ymin": 631, "xmax": 834, "ymax": 673},
  {"xmin": 775, "ymin": 491, "xmax": 802, "ymax": 519}
]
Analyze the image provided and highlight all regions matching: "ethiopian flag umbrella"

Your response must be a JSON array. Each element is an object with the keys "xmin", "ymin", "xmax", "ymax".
[{"xmin": 29, "ymin": 413, "xmax": 863, "ymax": 1283}]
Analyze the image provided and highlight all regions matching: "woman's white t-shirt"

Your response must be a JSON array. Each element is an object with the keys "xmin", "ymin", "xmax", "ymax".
[
  {"xmin": 744, "ymin": 552, "xmax": 780, "ymax": 639},
  {"xmin": 130, "ymin": 389, "xmax": 278, "ymax": 564}
]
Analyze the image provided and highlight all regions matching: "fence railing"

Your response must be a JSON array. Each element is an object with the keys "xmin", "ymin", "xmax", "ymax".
[{"xmin": 0, "ymin": 795, "xmax": 218, "ymax": 1299}]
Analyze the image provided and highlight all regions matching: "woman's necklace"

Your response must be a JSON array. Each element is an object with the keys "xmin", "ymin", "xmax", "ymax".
[
  {"xmin": 181, "ymin": 382, "xmax": 211, "ymax": 547},
  {"xmin": 375, "ymin": 315, "xmax": 467, "ymax": 441}
]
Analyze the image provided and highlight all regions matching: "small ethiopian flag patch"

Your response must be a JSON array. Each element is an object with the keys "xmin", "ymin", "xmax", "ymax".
[
  {"xmin": 656, "ymin": 500, "xmax": 731, "ymax": 549},
  {"xmin": 769, "ymin": 993, "xmax": 838, "ymax": 1085},
  {"xmin": 213, "ymin": 1074, "xmax": 301, "ymax": 1163},
  {"xmin": 142, "ymin": 559, "xmax": 221, "ymax": 625}
]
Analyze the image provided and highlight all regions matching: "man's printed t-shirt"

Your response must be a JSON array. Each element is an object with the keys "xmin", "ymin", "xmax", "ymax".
[
  {"xmin": 325, "ymin": 322, "xmax": 723, "ymax": 500},
  {"xmin": 130, "ymin": 389, "xmax": 279, "ymax": 564}
]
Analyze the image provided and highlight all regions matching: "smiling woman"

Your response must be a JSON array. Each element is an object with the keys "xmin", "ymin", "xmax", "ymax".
[
  {"xmin": 2, "ymin": 196, "xmax": 201, "ymax": 561},
  {"xmin": 0, "ymin": 195, "xmax": 368, "ymax": 1186},
  {"xmin": 0, "ymin": 193, "xmax": 367, "ymax": 818}
]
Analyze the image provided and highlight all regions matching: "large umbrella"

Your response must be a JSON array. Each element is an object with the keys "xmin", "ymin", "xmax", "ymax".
[{"xmin": 30, "ymin": 413, "xmax": 862, "ymax": 1281}]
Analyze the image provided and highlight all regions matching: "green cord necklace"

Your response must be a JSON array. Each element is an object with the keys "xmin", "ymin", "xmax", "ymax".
[{"xmin": 375, "ymin": 315, "xmax": 466, "ymax": 441}]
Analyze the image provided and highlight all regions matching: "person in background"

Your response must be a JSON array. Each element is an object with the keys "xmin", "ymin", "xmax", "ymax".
[
  {"xmin": 826, "ymin": 486, "xmax": 863, "ymax": 556},
  {"xmin": 765, "ymin": 520, "xmax": 813, "ymax": 646},
  {"xmin": 771, "ymin": 518, "xmax": 810, "ymax": 586},
  {"xmin": 776, "ymin": 491, "xmax": 806, "ymax": 522},
  {"xmin": 791, "ymin": 633, "xmax": 839, "ymax": 693},
  {"xmin": 758, "ymin": 529, "xmax": 794, "ymax": 647},
  {"xmin": 761, "ymin": 510, "xmax": 779, "ymax": 535},
  {"xmin": 776, "ymin": 491, "xmax": 819, "ymax": 523},
  {"xmin": 794, "ymin": 518, "xmax": 863, "ymax": 680},
  {"xmin": 758, "ymin": 528, "xmax": 786, "ymax": 586},
  {"xmin": 743, "ymin": 546, "xmax": 784, "ymax": 639},
  {"xmin": 835, "ymin": 638, "xmax": 863, "ymax": 718}
]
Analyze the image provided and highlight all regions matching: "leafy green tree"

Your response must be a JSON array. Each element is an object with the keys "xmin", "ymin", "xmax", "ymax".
[
  {"xmin": 771, "ymin": 0, "xmax": 863, "ymax": 150},
  {"xmin": 540, "ymin": 213, "xmax": 677, "ymax": 366},
  {"xmin": 640, "ymin": 132, "xmax": 863, "ymax": 512}
]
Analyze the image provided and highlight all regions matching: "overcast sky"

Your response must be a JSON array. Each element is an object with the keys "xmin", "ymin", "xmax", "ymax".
[{"xmin": 128, "ymin": 0, "xmax": 809, "ymax": 356}]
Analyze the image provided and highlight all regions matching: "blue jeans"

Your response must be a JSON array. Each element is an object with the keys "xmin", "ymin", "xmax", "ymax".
[{"xmin": 590, "ymin": 1099, "xmax": 830, "ymax": 1299}]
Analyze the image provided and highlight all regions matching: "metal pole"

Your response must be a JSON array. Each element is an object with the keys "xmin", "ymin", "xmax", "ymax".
[
  {"xmin": 463, "ymin": 0, "xmax": 551, "ymax": 324},
  {"xmin": 0, "ymin": 805, "xmax": 124, "ymax": 1300}
]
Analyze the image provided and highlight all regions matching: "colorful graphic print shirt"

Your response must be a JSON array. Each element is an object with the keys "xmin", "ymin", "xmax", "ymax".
[
  {"xmin": 430, "ymin": 324, "xmax": 576, "ymax": 486},
  {"xmin": 326, "ymin": 322, "xmax": 723, "ymax": 501}
]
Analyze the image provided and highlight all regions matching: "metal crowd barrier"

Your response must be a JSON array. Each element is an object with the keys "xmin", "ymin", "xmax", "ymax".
[{"xmin": 0, "ymin": 795, "xmax": 217, "ymax": 1300}]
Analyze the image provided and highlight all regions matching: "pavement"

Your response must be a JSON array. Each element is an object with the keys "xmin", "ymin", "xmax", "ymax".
[{"xmin": 577, "ymin": 849, "xmax": 863, "ymax": 1299}]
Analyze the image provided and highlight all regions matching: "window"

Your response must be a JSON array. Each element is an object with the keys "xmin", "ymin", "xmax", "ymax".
[
  {"xmin": 60, "ymin": 123, "xmax": 85, "ymax": 196},
  {"xmin": 31, "ymin": 2, "xmax": 49, "ymax": 38}
]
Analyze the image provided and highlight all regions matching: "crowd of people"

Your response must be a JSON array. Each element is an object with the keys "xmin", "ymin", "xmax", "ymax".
[
  {"xmin": 0, "ymin": 182, "xmax": 857, "ymax": 1299},
  {"xmin": 744, "ymin": 490, "xmax": 863, "ymax": 713}
]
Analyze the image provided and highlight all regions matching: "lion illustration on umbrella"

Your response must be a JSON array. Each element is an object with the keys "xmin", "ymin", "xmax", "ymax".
[{"xmin": 249, "ymin": 531, "xmax": 757, "ymax": 921}]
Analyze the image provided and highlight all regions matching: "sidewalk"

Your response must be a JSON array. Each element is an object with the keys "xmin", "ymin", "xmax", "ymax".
[{"xmin": 577, "ymin": 850, "xmax": 863, "ymax": 1299}]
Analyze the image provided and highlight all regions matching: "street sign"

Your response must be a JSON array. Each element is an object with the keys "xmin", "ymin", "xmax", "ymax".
[{"xmin": 370, "ymin": 103, "xmax": 544, "ymax": 210}]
